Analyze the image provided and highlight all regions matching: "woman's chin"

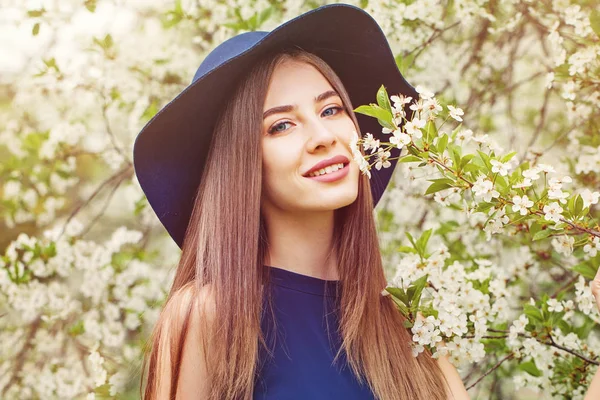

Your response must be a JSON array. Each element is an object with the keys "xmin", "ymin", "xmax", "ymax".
[{"xmin": 308, "ymin": 190, "xmax": 358, "ymax": 210}]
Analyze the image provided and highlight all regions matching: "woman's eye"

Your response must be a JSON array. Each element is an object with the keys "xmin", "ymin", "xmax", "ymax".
[
  {"xmin": 267, "ymin": 107, "xmax": 343, "ymax": 135},
  {"xmin": 268, "ymin": 121, "xmax": 292, "ymax": 134},
  {"xmin": 322, "ymin": 106, "xmax": 343, "ymax": 117}
]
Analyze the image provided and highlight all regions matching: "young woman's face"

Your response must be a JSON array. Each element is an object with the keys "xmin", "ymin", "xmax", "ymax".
[{"xmin": 261, "ymin": 59, "xmax": 360, "ymax": 214}]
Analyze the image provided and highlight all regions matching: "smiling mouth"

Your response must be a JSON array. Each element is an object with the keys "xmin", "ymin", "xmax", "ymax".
[{"xmin": 304, "ymin": 162, "xmax": 349, "ymax": 178}]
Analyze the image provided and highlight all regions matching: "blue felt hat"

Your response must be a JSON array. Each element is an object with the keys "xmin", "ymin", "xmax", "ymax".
[{"xmin": 133, "ymin": 3, "xmax": 418, "ymax": 249}]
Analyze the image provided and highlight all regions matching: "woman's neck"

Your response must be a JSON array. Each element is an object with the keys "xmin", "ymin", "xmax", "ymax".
[{"xmin": 262, "ymin": 208, "xmax": 339, "ymax": 280}]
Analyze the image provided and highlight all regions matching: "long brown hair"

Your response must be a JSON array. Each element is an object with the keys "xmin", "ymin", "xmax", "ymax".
[{"xmin": 140, "ymin": 47, "xmax": 448, "ymax": 400}]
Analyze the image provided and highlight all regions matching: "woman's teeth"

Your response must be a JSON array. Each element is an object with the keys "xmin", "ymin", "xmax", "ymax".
[{"xmin": 307, "ymin": 163, "xmax": 345, "ymax": 177}]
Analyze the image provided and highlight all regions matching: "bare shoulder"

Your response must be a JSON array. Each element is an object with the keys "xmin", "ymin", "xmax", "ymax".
[
  {"xmin": 436, "ymin": 352, "xmax": 470, "ymax": 400},
  {"xmin": 172, "ymin": 281, "xmax": 216, "ymax": 324},
  {"xmin": 154, "ymin": 282, "xmax": 216, "ymax": 400}
]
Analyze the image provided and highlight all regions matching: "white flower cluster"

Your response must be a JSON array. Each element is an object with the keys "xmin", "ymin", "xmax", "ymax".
[
  {"xmin": 0, "ymin": 218, "xmax": 170, "ymax": 397},
  {"xmin": 575, "ymin": 276, "xmax": 599, "ymax": 319},
  {"xmin": 390, "ymin": 244, "xmax": 508, "ymax": 367}
]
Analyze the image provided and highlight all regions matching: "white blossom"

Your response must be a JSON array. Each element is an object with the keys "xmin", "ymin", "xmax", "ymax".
[
  {"xmin": 547, "ymin": 298, "xmax": 564, "ymax": 312},
  {"xmin": 447, "ymin": 105, "xmax": 464, "ymax": 122},
  {"xmin": 512, "ymin": 195, "xmax": 533, "ymax": 215},
  {"xmin": 374, "ymin": 148, "xmax": 391, "ymax": 170},
  {"xmin": 543, "ymin": 202, "xmax": 563, "ymax": 223},
  {"xmin": 490, "ymin": 159, "xmax": 509, "ymax": 176},
  {"xmin": 551, "ymin": 235, "xmax": 574, "ymax": 256},
  {"xmin": 583, "ymin": 237, "xmax": 600, "ymax": 257},
  {"xmin": 472, "ymin": 176, "xmax": 500, "ymax": 202},
  {"xmin": 580, "ymin": 189, "xmax": 600, "ymax": 209},
  {"xmin": 362, "ymin": 132, "xmax": 380, "ymax": 154},
  {"xmin": 405, "ymin": 118, "xmax": 426, "ymax": 138},
  {"xmin": 415, "ymin": 85, "xmax": 434, "ymax": 100}
]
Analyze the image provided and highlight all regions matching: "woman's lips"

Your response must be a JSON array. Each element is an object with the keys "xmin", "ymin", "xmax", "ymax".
[{"xmin": 304, "ymin": 163, "xmax": 350, "ymax": 182}]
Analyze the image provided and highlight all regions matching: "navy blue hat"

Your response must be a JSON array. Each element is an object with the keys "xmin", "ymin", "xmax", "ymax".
[{"xmin": 133, "ymin": 3, "xmax": 418, "ymax": 249}]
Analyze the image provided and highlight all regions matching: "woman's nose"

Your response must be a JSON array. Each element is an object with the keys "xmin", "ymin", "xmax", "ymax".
[{"xmin": 306, "ymin": 118, "xmax": 337, "ymax": 152}]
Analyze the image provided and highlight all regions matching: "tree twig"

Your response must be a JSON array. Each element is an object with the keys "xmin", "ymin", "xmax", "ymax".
[{"xmin": 466, "ymin": 352, "xmax": 514, "ymax": 390}]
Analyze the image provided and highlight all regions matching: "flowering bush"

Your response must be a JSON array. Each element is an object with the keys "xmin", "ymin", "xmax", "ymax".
[
  {"xmin": 1, "ymin": 0, "xmax": 599, "ymax": 399},
  {"xmin": 353, "ymin": 82, "xmax": 600, "ymax": 397}
]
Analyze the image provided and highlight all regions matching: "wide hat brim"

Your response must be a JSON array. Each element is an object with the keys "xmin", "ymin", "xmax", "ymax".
[{"xmin": 133, "ymin": 3, "xmax": 418, "ymax": 249}]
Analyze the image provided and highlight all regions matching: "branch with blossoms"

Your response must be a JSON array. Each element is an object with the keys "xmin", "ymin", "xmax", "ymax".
[
  {"xmin": 353, "ymin": 84, "xmax": 600, "ymax": 238},
  {"xmin": 351, "ymin": 85, "xmax": 600, "ymax": 395},
  {"xmin": 0, "ymin": 223, "xmax": 163, "ymax": 398}
]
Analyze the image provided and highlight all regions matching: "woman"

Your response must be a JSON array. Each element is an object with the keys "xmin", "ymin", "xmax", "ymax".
[{"xmin": 133, "ymin": 4, "xmax": 470, "ymax": 399}]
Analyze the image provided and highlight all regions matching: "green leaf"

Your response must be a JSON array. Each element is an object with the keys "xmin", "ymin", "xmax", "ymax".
[
  {"xmin": 459, "ymin": 154, "xmax": 475, "ymax": 170},
  {"xmin": 476, "ymin": 202, "xmax": 495, "ymax": 213},
  {"xmin": 450, "ymin": 146, "xmax": 462, "ymax": 170},
  {"xmin": 523, "ymin": 304, "xmax": 544, "ymax": 323},
  {"xmin": 425, "ymin": 182, "xmax": 452, "ymax": 195},
  {"xmin": 495, "ymin": 174, "xmax": 508, "ymax": 191},
  {"xmin": 397, "ymin": 246, "xmax": 417, "ymax": 254},
  {"xmin": 109, "ymin": 87, "xmax": 120, "ymax": 101},
  {"xmin": 557, "ymin": 319, "xmax": 571, "ymax": 334},
  {"xmin": 84, "ymin": 0, "xmax": 97, "ymax": 12},
  {"xmin": 389, "ymin": 293, "xmax": 410, "ymax": 316},
  {"xmin": 378, "ymin": 119, "xmax": 396, "ymax": 130},
  {"xmin": 529, "ymin": 221, "xmax": 542, "ymax": 238},
  {"xmin": 428, "ymin": 178, "xmax": 456, "ymax": 185},
  {"xmin": 161, "ymin": 0, "xmax": 186, "ymax": 28},
  {"xmin": 567, "ymin": 194, "xmax": 576, "ymax": 215},
  {"xmin": 385, "ymin": 287, "xmax": 409, "ymax": 305},
  {"xmin": 399, "ymin": 155, "xmax": 422, "ymax": 163},
  {"xmin": 405, "ymin": 232, "xmax": 417, "ymax": 248},
  {"xmin": 93, "ymin": 34, "xmax": 114, "ymax": 50},
  {"xmin": 141, "ymin": 99, "xmax": 159, "ymax": 122},
  {"xmin": 134, "ymin": 198, "xmax": 147, "ymax": 217},
  {"xmin": 477, "ymin": 150, "xmax": 492, "ymax": 171},
  {"xmin": 395, "ymin": 52, "xmax": 417, "ymax": 76},
  {"xmin": 463, "ymin": 163, "xmax": 480, "ymax": 174},
  {"xmin": 532, "ymin": 229, "xmax": 552, "ymax": 241},
  {"xmin": 376, "ymin": 85, "xmax": 392, "ymax": 113},
  {"xmin": 501, "ymin": 151, "xmax": 517, "ymax": 163},
  {"xmin": 436, "ymin": 134, "xmax": 449, "ymax": 155},
  {"xmin": 68, "ymin": 320, "xmax": 85, "ymax": 336},
  {"xmin": 519, "ymin": 360, "xmax": 542, "ymax": 377},
  {"xmin": 257, "ymin": 6, "xmax": 274, "ymax": 27},
  {"xmin": 574, "ymin": 194, "xmax": 584, "ymax": 216},
  {"xmin": 423, "ymin": 120, "xmax": 438, "ymax": 142},
  {"xmin": 436, "ymin": 220, "xmax": 459, "ymax": 235},
  {"xmin": 416, "ymin": 230, "xmax": 433, "ymax": 254},
  {"xmin": 572, "ymin": 263, "xmax": 598, "ymax": 280},
  {"xmin": 408, "ymin": 275, "xmax": 428, "ymax": 312},
  {"xmin": 27, "ymin": 8, "xmax": 46, "ymax": 17},
  {"xmin": 591, "ymin": 10, "xmax": 600, "ymax": 38},
  {"xmin": 32, "ymin": 22, "xmax": 40, "ymax": 36},
  {"xmin": 407, "ymin": 146, "xmax": 420, "ymax": 157},
  {"xmin": 353, "ymin": 104, "xmax": 394, "ymax": 128},
  {"xmin": 43, "ymin": 57, "xmax": 59, "ymax": 72},
  {"xmin": 42, "ymin": 242, "xmax": 57, "ymax": 258},
  {"xmin": 550, "ymin": 311, "xmax": 565, "ymax": 327}
]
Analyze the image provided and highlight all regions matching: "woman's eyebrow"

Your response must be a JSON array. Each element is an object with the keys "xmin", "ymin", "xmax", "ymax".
[
  {"xmin": 262, "ymin": 90, "xmax": 340, "ymax": 120},
  {"xmin": 315, "ymin": 89, "xmax": 340, "ymax": 104}
]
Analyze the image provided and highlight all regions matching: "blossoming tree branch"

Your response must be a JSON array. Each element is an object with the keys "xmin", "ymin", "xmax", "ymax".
[
  {"xmin": 1, "ymin": 0, "xmax": 599, "ymax": 399},
  {"xmin": 350, "ymin": 82, "xmax": 600, "ymax": 397}
]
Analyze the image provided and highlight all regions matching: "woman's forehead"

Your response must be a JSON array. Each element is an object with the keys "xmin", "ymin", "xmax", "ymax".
[{"xmin": 264, "ymin": 60, "xmax": 335, "ymax": 108}]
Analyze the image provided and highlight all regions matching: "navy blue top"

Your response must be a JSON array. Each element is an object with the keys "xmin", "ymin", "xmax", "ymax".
[{"xmin": 253, "ymin": 265, "xmax": 377, "ymax": 399}]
